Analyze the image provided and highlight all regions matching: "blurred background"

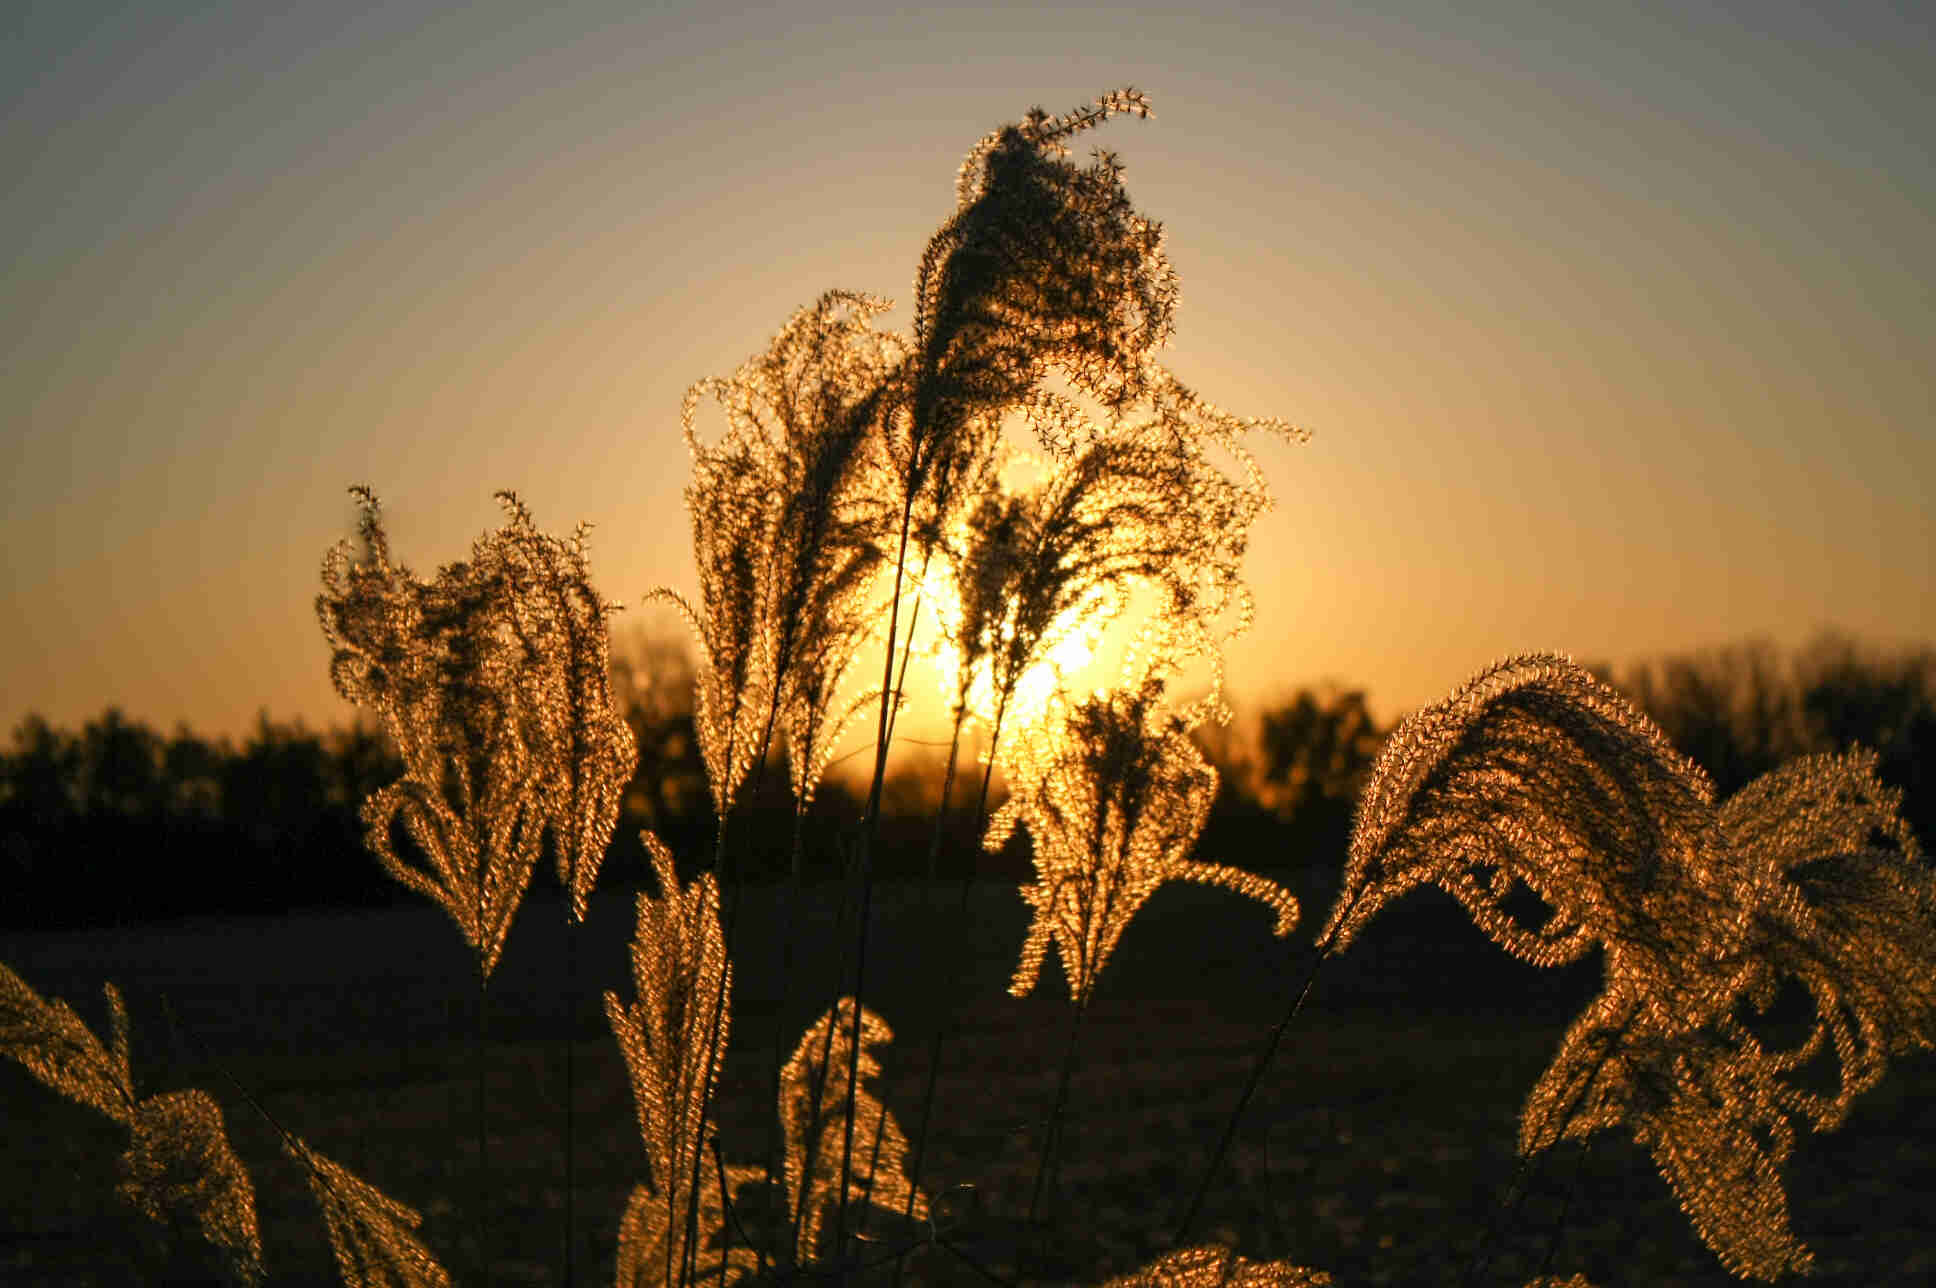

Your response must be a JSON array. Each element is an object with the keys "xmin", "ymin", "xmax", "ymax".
[{"xmin": 3, "ymin": 628, "xmax": 1929, "ymax": 930}]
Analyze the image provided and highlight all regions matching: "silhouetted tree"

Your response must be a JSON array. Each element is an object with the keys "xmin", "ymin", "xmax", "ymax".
[
  {"xmin": 2, "ymin": 714, "xmax": 79, "ymax": 828},
  {"xmin": 1254, "ymin": 684, "xmax": 1383, "ymax": 834},
  {"xmin": 1614, "ymin": 633, "xmax": 1935, "ymax": 851},
  {"xmin": 1792, "ymin": 632, "xmax": 1936, "ymax": 850},
  {"xmin": 1615, "ymin": 639, "xmax": 1806, "ymax": 795},
  {"xmin": 76, "ymin": 707, "xmax": 165, "ymax": 820}
]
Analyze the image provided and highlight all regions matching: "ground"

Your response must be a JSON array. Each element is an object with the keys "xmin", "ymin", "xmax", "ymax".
[{"xmin": 4, "ymin": 879, "xmax": 1933, "ymax": 1285}]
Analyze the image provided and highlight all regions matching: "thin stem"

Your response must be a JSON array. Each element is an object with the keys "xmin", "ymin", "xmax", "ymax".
[
  {"xmin": 713, "ymin": 1126, "xmax": 734, "ymax": 1288},
  {"xmin": 791, "ymin": 840, "xmax": 865, "ymax": 1264},
  {"xmin": 476, "ymin": 965, "xmax": 491, "ymax": 1288},
  {"xmin": 936, "ymin": 1234, "xmax": 1021, "ymax": 1288},
  {"xmin": 1535, "ymin": 1143, "xmax": 1591, "ymax": 1281},
  {"xmin": 880, "ymin": 549, "xmax": 934, "ymax": 752},
  {"xmin": 834, "ymin": 493, "xmax": 921, "ymax": 1260},
  {"xmin": 752, "ymin": 804, "xmax": 813, "ymax": 1275},
  {"xmin": 895, "ymin": 696, "xmax": 1012, "ymax": 1288},
  {"xmin": 1461, "ymin": 1012, "xmax": 1630, "ymax": 1288},
  {"xmin": 923, "ymin": 709, "xmax": 970, "ymax": 884},
  {"xmin": 1462, "ymin": 1149, "xmax": 1542, "ymax": 1288},
  {"xmin": 853, "ymin": 1098, "xmax": 893, "ymax": 1244},
  {"xmin": 1173, "ymin": 940, "xmax": 1329, "ymax": 1245},
  {"xmin": 1024, "ymin": 996, "xmax": 1090, "ymax": 1234},
  {"xmin": 681, "ymin": 694, "xmax": 787, "ymax": 1288},
  {"xmin": 563, "ymin": 916, "xmax": 578, "ymax": 1288}
]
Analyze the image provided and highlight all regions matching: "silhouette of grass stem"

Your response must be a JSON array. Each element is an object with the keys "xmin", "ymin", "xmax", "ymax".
[
  {"xmin": 1024, "ymin": 993, "xmax": 1090, "ymax": 1235},
  {"xmin": 1173, "ymin": 936, "xmax": 1329, "ymax": 1245}
]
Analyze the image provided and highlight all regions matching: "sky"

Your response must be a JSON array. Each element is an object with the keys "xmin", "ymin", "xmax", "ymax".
[{"xmin": 5, "ymin": 0, "xmax": 1931, "ymax": 745}]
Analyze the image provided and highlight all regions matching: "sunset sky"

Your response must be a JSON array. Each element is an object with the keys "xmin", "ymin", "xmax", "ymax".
[{"xmin": 5, "ymin": 0, "xmax": 1931, "ymax": 745}]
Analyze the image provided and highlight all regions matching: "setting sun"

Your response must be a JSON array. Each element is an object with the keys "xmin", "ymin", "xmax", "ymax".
[{"xmin": 913, "ymin": 547, "xmax": 1112, "ymax": 734}]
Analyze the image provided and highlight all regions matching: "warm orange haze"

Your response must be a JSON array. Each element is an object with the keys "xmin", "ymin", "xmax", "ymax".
[{"xmin": 4, "ymin": 1, "xmax": 1931, "ymax": 743}]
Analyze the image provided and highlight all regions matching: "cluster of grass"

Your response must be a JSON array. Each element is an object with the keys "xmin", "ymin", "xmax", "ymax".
[{"xmin": 5, "ymin": 90, "xmax": 1934, "ymax": 1288}]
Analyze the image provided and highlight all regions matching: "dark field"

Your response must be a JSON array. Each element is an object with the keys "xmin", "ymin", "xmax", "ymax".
[{"xmin": 4, "ymin": 878, "xmax": 1933, "ymax": 1286}]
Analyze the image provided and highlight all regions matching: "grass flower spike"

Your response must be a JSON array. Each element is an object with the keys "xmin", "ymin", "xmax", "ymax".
[
  {"xmin": 117, "ymin": 1089, "xmax": 264, "ymax": 1286},
  {"xmin": 318, "ymin": 487, "xmax": 635, "ymax": 972},
  {"xmin": 603, "ymin": 833, "xmax": 748, "ymax": 1285},
  {"xmin": 655, "ymin": 291, "xmax": 899, "ymax": 818},
  {"xmin": 0, "ymin": 965, "xmax": 135, "ymax": 1124},
  {"xmin": 778, "ymin": 998, "xmax": 926, "ymax": 1262},
  {"xmin": 1336, "ymin": 654, "xmax": 1936, "ymax": 1279},
  {"xmin": 3, "ymin": 966, "xmax": 264, "ymax": 1282},
  {"xmin": 989, "ymin": 671, "xmax": 1299, "ymax": 1003},
  {"xmin": 285, "ymin": 1136, "xmax": 452, "ymax": 1288}
]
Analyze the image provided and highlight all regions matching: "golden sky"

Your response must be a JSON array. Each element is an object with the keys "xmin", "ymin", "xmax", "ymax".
[{"xmin": 5, "ymin": 0, "xmax": 1931, "ymax": 741}]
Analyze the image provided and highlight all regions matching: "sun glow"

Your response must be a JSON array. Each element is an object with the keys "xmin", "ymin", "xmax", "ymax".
[{"xmin": 912, "ymin": 555, "xmax": 1113, "ymax": 735}]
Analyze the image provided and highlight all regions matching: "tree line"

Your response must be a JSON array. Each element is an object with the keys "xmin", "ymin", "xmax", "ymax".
[{"xmin": 4, "ymin": 631, "xmax": 1928, "ymax": 930}]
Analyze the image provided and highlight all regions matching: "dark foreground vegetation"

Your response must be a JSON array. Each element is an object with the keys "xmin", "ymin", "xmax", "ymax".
[{"xmin": 3, "ymin": 884, "xmax": 1932, "ymax": 1286}]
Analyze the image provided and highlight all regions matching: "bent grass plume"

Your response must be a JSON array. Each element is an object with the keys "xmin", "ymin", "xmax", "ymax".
[
  {"xmin": 1329, "ymin": 653, "xmax": 1936, "ymax": 1281},
  {"xmin": 1, "ymin": 964, "xmax": 261, "ymax": 1283},
  {"xmin": 2, "ymin": 962, "xmax": 454, "ymax": 1287}
]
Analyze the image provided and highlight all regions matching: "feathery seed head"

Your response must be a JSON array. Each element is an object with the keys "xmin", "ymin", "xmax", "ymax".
[
  {"xmin": 117, "ymin": 1089, "xmax": 263, "ymax": 1286},
  {"xmin": 0, "ymin": 967, "xmax": 136, "ymax": 1124},
  {"xmin": 604, "ymin": 833, "xmax": 748, "ymax": 1285},
  {"xmin": 1711, "ymin": 748, "xmax": 1936, "ymax": 1130},
  {"xmin": 1102, "ymin": 1244, "xmax": 1333, "ymax": 1287},
  {"xmin": 319, "ymin": 488, "xmax": 634, "ymax": 971},
  {"xmin": 1356, "ymin": 657, "xmax": 1934, "ymax": 1278},
  {"xmin": 657, "ymin": 291, "xmax": 900, "ymax": 816},
  {"xmin": 1325, "ymin": 653, "xmax": 1734, "ymax": 993},
  {"xmin": 605, "ymin": 833, "xmax": 732, "ymax": 1200},
  {"xmin": 779, "ymin": 998, "xmax": 926, "ymax": 1262},
  {"xmin": 897, "ymin": 89, "xmax": 1175, "ymax": 537},
  {"xmin": 284, "ymin": 1137, "xmax": 451, "ymax": 1288},
  {"xmin": 991, "ymin": 673, "xmax": 1298, "ymax": 1003}
]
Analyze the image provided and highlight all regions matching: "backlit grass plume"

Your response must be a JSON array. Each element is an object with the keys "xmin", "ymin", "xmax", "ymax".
[
  {"xmin": 1713, "ymin": 748, "xmax": 1936, "ymax": 1129},
  {"xmin": 487, "ymin": 493, "xmax": 638, "ymax": 921},
  {"xmin": 916, "ymin": 89, "xmax": 1171, "ymax": 428},
  {"xmin": 989, "ymin": 671, "xmax": 1299, "ymax": 1003},
  {"xmin": 284, "ymin": 1136, "xmax": 452, "ymax": 1288},
  {"xmin": 118, "ymin": 1089, "xmax": 264, "ymax": 1286},
  {"xmin": 887, "ymin": 89, "xmax": 1173, "ymax": 575},
  {"xmin": 1321, "ymin": 652, "xmax": 1734, "ymax": 982},
  {"xmin": 1519, "ymin": 748, "xmax": 1936, "ymax": 1280},
  {"xmin": 0, "ymin": 963, "xmax": 135, "ymax": 1124},
  {"xmin": 2, "ymin": 965, "xmax": 261, "ymax": 1284},
  {"xmin": 318, "ymin": 487, "xmax": 634, "ymax": 972},
  {"xmin": 927, "ymin": 403, "xmax": 1281, "ymax": 732},
  {"xmin": 654, "ymin": 291, "xmax": 899, "ymax": 820},
  {"xmin": 1102, "ymin": 1244, "xmax": 1332, "ymax": 1287},
  {"xmin": 603, "ymin": 833, "xmax": 746, "ymax": 1286},
  {"xmin": 1330, "ymin": 654, "xmax": 1936, "ymax": 1279},
  {"xmin": 777, "ymin": 998, "xmax": 926, "ymax": 1263}
]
